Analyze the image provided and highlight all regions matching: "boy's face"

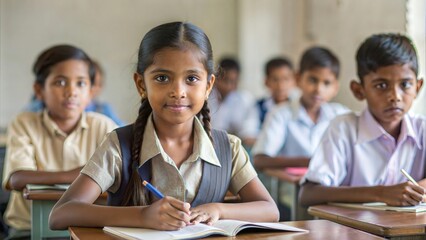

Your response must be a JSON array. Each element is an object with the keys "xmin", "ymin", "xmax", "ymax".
[
  {"xmin": 351, "ymin": 64, "xmax": 423, "ymax": 131},
  {"xmin": 34, "ymin": 59, "xmax": 92, "ymax": 126},
  {"xmin": 215, "ymin": 69, "xmax": 239, "ymax": 98},
  {"xmin": 266, "ymin": 66, "xmax": 295, "ymax": 103},
  {"xmin": 297, "ymin": 67, "xmax": 339, "ymax": 110}
]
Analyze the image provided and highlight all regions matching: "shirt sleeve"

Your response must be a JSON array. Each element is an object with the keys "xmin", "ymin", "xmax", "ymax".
[
  {"xmin": 233, "ymin": 92, "xmax": 258, "ymax": 139},
  {"xmin": 301, "ymin": 116, "xmax": 352, "ymax": 186},
  {"xmin": 2, "ymin": 117, "xmax": 38, "ymax": 189},
  {"xmin": 227, "ymin": 134, "xmax": 257, "ymax": 195},
  {"xmin": 81, "ymin": 131, "xmax": 122, "ymax": 193},
  {"xmin": 251, "ymin": 104, "xmax": 288, "ymax": 156}
]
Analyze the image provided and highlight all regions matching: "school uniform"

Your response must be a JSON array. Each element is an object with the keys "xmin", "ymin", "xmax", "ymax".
[
  {"xmin": 2, "ymin": 110, "xmax": 117, "ymax": 230},
  {"xmin": 208, "ymin": 89, "xmax": 257, "ymax": 140},
  {"xmin": 81, "ymin": 115, "xmax": 257, "ymax": 203},
  {"xmin": 302, "ymin": 109, "xmax": 426, "ymax": 186},
  {"xmin": 251, "ymin": 100, "xmax": 349, "ymax": 158}
]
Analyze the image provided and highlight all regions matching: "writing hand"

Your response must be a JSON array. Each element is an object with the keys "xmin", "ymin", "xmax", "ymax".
[
  {"xmin": 381, "ymin": 182, "xmax": 425, "ymax": 206},
  {"xmin": 142, "ymin": 196, "xmax": 191, "ymax": 230}
]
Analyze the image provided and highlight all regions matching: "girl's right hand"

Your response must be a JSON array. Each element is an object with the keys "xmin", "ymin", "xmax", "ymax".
[
  {"xmin": 141, "ymin": 196, "xmax": 191, "ymax": 230},
  {"xmin": 380, "ymin": 182, "xmax": 425, "ymax": 206}
]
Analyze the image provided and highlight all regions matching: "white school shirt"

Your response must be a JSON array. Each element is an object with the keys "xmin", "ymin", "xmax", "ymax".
[
  {"xmin": 208, "ymin": 89, "xmax": 257, "ymax": 139},
  {"xmin": 302, "ymin": 109, "xmax": 426, "ymax": 187},
  {"xmin": 251, "ymin": 100, "xmax": 348, "ymax": 158}
]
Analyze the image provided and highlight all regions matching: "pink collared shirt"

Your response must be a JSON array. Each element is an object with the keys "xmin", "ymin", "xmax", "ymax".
[{"xmin": 302, "ymin": 109, "xmax": 426, "ymax": 187}]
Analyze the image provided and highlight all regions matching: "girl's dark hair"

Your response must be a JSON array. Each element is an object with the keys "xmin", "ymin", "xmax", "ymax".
[
  {"xmin": 265, "ymin": 57, "xmax": 294, "ymax": 76},
  {"xmin": 122, "ymin": 22, "xmax": 214, "ymax": 206},
  {"xmin": 299, "ymin": 47, "xmax": 340, "ymax": 78},
  {"xmin": 356, "ymin": 33, "xmax": 418, "ymax": 82},
  {"xmin": 33, "ymin": 44, "xmax": 95, "ymax": 86}
]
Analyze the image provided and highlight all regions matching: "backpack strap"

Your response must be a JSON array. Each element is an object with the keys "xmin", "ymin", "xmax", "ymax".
[
  {"xmin": 107, "ymin": 124, "xmax": 134, "ymax": 206},
  {"xmin": 191, "ymin": 129, "xmax": 232, "ymax": 207}
]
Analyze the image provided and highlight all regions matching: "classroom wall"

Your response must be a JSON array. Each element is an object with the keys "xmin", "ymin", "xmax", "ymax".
[
  {"xmin": 0, "ymin": 0, "xmax": 424, "ymax": 128},
  {"xmin": 239, "ymin": 0, "xmax": 415, "ymax": 112},
  {"xmin": 0, "ymin": 0, "xmax": 238, "ymax": 127}
]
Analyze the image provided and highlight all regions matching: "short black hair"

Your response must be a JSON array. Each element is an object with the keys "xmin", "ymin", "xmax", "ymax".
[
  {"xmin": 33, "ymin": 44, "xmax": 95, "ymax": 86},
  {"xmin": 299, "ymin": 47, "xmax": 340, "ymax": 78},
  {"xmin": 356, "ymin": 33, "xmax": 418, "ymax": 81},
  {"xmin": 218, "ymin": 57, "xmax": 240, "ymax": 73},
  {"xmin": 265, "ymin": 57, "xmax": 293, "ymax": 76}
]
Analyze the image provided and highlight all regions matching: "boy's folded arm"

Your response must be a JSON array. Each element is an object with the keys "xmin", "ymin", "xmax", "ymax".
[
  {"xmin": 299, "ymin": 181, "xmax": 384, "ymax": 207},
  {"xmin": 253, "ymin": 154, "xmax": 309, "ymax": 170},
  {"xmin": 8, "ymin": 167, "xmax": 83, "ymax": 190}
]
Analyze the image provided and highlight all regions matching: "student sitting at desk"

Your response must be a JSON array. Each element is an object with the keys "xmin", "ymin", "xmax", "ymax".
[
  {"xmin": 254, "ymin": 57, "xmax": 298, "ymax": 126},
  {"xmin": 300, "ymin": 33, "xmax": 425, "ymax": 207},
  {"xmin": 208, "ymin": 58, "xmax": 257, "ymax": 148},
  {"xmin": 49, "ymin": 22, "xmax": 279, "ymax": 231},
  {"xmin": 2, "ymin": 45, "xmax": 117, "ymax": 239},
  {"xmin": 252, "ymin": 47, "xmax": 348, "ymax": 171}
]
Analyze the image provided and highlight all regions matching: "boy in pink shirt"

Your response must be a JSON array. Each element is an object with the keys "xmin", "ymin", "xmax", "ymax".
[{"xmin": 300, "ymin": 33, "xmax": 425, "ymax": 207}]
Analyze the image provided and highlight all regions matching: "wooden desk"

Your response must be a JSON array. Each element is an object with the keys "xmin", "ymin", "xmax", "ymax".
[
  {"xmin": 69, "ymin": 220, "xmax": 382, "ymax": 239},
  {"xmin": 23, "ymin": 188, "xmax": 107, "ymax": 240},
  {"xmin": 263, "ymin": 169, "xmax": 304, "ymax": 220},
  {"xmin": 309, "ymin": 204, "xmax": 426, "ymax": 239}
]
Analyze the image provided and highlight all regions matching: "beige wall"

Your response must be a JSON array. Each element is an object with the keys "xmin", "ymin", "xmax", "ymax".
[
  {"xmin": 0, "ymin": 0, "xmax": 238, "ymax": 126},
  {"xmin": 0, "ymin": 0, "xmax": 424, "ymax": 128}
]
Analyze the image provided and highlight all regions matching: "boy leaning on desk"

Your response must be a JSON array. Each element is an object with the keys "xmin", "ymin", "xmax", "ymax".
[{"xmin": 300, "ymin": 33, "xmax": 426, "ymax": 207}]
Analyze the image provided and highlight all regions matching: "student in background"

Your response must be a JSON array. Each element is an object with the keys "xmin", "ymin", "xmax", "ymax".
[
  {"xmin": 25, "ymin": 60, "xmax": 124, "ymax": 126},
  {"xmin": 256, "ymin": 57, "xmax": 298, "ymax": 125},
  {"xmin": 300, "ymin": 33, "xmax": 425, "ymax": 207},
  {"xmin": 2, "ymin": 45, "xmax": 117, "ymax": 238},
  {"xmin": 49, "ymin": 22, "xmax": 279, "ymax": 231},
  {"xmin": 208, "ymin": 58, "xmax": 257, "ymax": 147},
  {"xmin": 252, "ymin": 47, "xmax": 348, "ymax": 171}
]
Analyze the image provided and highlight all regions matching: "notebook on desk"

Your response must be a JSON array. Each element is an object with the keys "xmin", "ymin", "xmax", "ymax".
[
  {"xmin": 329, "ymin": 202, "xmax": 426, "ymax": 213},
  {"xmin": 103, "ymin": 219, "xmax": 307, "ymax": 240}
]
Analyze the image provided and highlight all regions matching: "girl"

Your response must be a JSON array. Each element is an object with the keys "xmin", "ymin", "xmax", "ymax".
[
  {"xmin": 49, "ymin": 22, "xmax": 279, "ymax": 230},
  {"xmin": 3, "ymin": 45, "xmax": 117, "ymax": 237}
]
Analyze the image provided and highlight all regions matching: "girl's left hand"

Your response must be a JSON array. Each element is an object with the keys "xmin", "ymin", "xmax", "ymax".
[{"xmin": 189, "ymin": 203, "xmax": 221, "ymax": 225}]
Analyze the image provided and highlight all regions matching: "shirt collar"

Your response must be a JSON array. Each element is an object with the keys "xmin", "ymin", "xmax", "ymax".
[
  {"xmin": 42, "ymin": 109, "xmax": 87, "ymax": 137},
  {"xmin": 295, "ymin": 100, "xmax": 331, "ymax": 126},
  {"xmin": 139, "ymin": 115, "xmax": 221, "ymax": 167},
  {"xmin": 357, "ymin": 109, "xmax": 420, "ymax": 148}
]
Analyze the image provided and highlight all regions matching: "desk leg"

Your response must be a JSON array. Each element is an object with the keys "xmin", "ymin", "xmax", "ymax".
[
  {"xmin": 31, "ymin": 200, "xmax": 69, "ymax": 239},
  {"xmin": 270, "ymin": 177, "xmax": 279, "ymax": 203}
]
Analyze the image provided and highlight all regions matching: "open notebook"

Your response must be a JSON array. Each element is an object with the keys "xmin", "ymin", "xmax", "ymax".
[
  {"xmin": 103, "ymin": 219, "xmax": 307, "ymax": 240},
  {"xmin": 330, "ymin": 202, "xmax": 426, "ymax": 213}
]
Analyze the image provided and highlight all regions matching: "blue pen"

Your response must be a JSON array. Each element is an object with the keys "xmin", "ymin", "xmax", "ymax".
[{"xmin": 142, "ymin": 180, "xmax": 164, "ymax": 199}]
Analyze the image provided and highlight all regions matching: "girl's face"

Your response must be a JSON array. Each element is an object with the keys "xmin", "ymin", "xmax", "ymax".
[
  {"xmin": 297, "ymin": 67, "xmax": 339, "ymax": 110},
  {"xmin": 135, "ymin": 48, "xmax": 214, "ymax": 126},
  {"xmin": 34, "ymin": 59, "xmax": 92, "ymax": 125}
]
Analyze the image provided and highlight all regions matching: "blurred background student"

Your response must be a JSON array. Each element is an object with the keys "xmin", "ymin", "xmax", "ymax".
[
  {"xmin": 25, "ymin": 60, "xmax": 124, "ymax": 126},
  {"xmin": 3, "ymin": 44, "xmax": 117, "ymax": 239},
  {"xmin": 208, "ymin": 57, "xmax": 257, "ymax": 147}
]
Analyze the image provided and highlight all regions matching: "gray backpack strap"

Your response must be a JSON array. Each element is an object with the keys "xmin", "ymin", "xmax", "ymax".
[{"xmin": 191, "ymin": 129, "xmax": 232, "ymax": 207}]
